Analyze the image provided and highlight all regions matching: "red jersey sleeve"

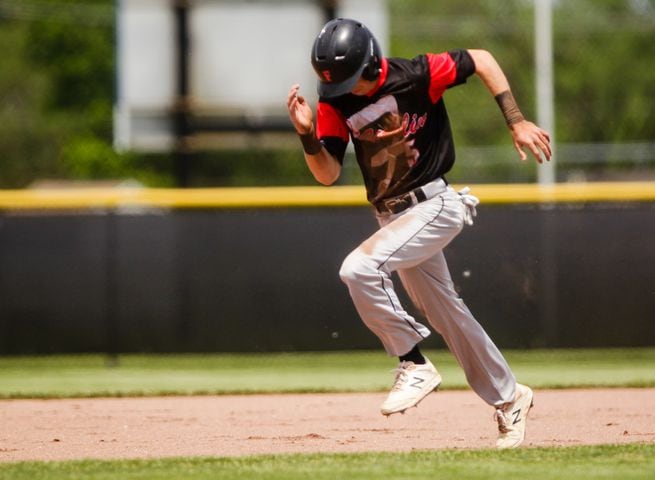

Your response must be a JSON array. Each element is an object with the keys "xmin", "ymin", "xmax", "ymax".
[
  {"xmin": 426, "ymin": 49, "xmax": 475, "ymax": 103},
  {"xmin": 426, "ymin": 52, "xmax": 458, "ymax": 103},
  {"xmin": 316, "ymin": 102, "xmax": 349, "ymax": 142}
]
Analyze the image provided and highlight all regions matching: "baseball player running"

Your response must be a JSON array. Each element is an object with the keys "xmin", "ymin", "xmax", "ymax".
[{"xmin": 286, "ymin": 18, "xmax": 551, "ymax": 449}]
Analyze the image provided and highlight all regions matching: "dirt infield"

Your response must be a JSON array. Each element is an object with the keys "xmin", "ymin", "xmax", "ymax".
[{"xmin": 1, "ymin": 388, "xmax": 654, "ymax": 462}]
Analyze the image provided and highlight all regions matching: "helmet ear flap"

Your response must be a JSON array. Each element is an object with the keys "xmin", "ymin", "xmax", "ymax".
[{"xmin": 361, "ymin": 37, "xmax": 382, "ymax": 81}]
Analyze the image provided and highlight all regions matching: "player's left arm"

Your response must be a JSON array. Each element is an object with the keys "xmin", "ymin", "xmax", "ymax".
[{"xmin": 467, "ymin": 49, "xmax": 552, "ymax": 163}]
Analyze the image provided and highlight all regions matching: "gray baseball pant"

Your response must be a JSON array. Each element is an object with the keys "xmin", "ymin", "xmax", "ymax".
[{"xmin": 339, "ymin": 181, "xmax": 516, "ymax": 407}]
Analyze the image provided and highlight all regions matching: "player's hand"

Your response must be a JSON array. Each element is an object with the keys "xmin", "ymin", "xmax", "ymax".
[
  {"xmin": 287, "ymin": 84, "xmax": 314, "ymax": 135},
  {"xmin": 509, "ymin": 120, "xmax": 552, "ymax": 163}
]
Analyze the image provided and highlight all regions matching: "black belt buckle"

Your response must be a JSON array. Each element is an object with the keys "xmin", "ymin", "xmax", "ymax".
[
  {"xmin": 382, "ymin": 195, "xmax": 412, "ymax": 214},
  {"xmin": 379, "ymin": 187, "xmax": 427, "ymax": 214}
]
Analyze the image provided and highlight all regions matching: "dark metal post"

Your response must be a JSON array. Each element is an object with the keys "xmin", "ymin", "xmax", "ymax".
[
  {"xmin": 321, "ymin": 0, "xmax": 337, "ymax": 21},
  {"xmin": 538, "ymin": 206, "xmax": 559, "ymax": 346},
  {"xmin": 173, "ymin": 0, "xmax": 192, "ymax": 187},
  {"xmin": 105, "ymin": 211, "xmax": 120, "ymax": 366}
]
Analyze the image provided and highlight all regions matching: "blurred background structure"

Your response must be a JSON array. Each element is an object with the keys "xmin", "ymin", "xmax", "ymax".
[
  {"xmin": 0, "ymin": 0, "xmax": 654, "ymax": 354},
  {"xmin": 113, "ymin": 0, "xmax": 388, "ymax": 186},
  {"xmin": 0, "ymin": 0, "xmax": 653, "ymax": 188}
]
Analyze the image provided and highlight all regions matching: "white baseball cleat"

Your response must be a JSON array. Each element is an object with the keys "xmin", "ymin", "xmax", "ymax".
[
  {"xmin": 380, "ymin": 359, "xmax": 442, "ymax": 416},
  {"xmin": 494, "ymin": 383, "xmax": 534, "ymax": 449}
]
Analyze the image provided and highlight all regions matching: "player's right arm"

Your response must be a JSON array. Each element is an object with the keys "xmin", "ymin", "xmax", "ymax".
[
  {"xmin": 287, "ymin": 84, "xmax": 342, "ymax": 185},
  {"xmin": 467, "ymin": 49, "xmax": 551, "ymax": 163}
]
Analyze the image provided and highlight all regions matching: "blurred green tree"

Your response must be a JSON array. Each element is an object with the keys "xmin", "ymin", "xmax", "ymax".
[{"xmin": 389, "ymin": 0, "xmax": 655, "ymax": 181}]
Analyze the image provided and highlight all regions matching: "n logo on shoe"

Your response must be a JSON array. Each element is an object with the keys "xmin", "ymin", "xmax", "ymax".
[
  {"xmin": 410, "ymin": 377, "xmax": 425, "ymax": 389},
  {"xmin": 511, "ymin": 408, "xmax": 522, "ymax": 425}
]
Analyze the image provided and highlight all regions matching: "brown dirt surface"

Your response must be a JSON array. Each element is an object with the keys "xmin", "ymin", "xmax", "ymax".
[{"xmin": 1, "ymin": 388, "xmax": 654, "ymax": 462}]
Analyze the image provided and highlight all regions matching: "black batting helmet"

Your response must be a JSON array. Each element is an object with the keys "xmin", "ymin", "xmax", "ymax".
[{"xmin": 311, "ymin": 18, "xmax": 382, "ymax": 98}]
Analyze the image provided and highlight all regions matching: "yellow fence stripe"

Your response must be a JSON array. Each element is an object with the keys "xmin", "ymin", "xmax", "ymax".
[{"xmin": 0, "ymin": 182, "xmax": 653, "ymax": 210}]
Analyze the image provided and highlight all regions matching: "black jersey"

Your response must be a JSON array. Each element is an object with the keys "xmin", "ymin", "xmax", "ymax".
[{"xmin": 316, "ymin": 49, "xmax": 475, "ymax": 205}]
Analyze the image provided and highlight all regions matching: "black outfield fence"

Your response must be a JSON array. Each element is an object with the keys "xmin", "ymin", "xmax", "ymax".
[{"xmin": 0, "ymin": 183, "xmax": 653, "ymax": 354}]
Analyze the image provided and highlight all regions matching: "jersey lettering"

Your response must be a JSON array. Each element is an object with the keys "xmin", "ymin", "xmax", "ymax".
[{"xmin": 403, "ymin": 112, "xmax": 428, "ymax": 137}]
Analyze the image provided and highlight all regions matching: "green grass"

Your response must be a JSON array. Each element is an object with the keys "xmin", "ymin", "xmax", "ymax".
[
  {"xmin": 1, "ymin": 350, "xmax": 653, "ymax": 478},
  {"xmin": 0, "ymin": 444, "xmax": 653, "ymax": 479},
  {"xmin": 0, "ymin": 348, "xmax": 654, "ymax": 398}
]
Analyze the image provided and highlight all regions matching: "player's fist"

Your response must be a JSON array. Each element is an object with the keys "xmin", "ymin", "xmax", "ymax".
[{"xmin": 287, "ymin": 84, "xmax": 314, "ymax": 135}]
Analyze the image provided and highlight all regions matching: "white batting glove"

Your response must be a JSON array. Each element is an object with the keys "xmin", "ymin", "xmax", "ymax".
[{"xmin": 458, "ymin": 186, "xmax": 480, "ymax": 226}]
